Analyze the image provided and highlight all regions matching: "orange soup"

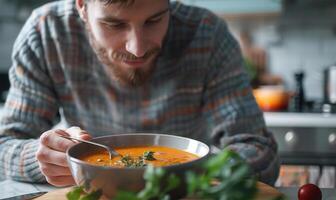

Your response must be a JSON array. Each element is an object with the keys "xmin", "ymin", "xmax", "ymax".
[{"xmin": 81, "ymin": 146, "xmax": 199, "ymax": 167}]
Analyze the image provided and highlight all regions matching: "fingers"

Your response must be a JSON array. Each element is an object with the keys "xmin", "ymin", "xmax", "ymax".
[
  {"xmin": 36, "ymin": 127, "xmax": 92, "ymax": 187},
  {"xmin": 39, "ymin": 162, "xmax": 72, "ymax": 177},
  {"xmin": 66, "ymin": 126, "xmax": 92, "ymax": 140},
  {"xmin": 36, "ymin": 130, "xmax": 74, "ymax": 186},
  {"xmin": 39, "ymin": 127, "xmax": 92, "ymax": 153},
  {"xmin": 40, "ymin": 129, "xmax": 76, "ymax": 152},
  {"xmin": 36, "ymin": 144, "xmax": 69, "ymax": 167},
  {"xmin": 46, "ymin": 175, "xmax": 76, "ymax": 187}
]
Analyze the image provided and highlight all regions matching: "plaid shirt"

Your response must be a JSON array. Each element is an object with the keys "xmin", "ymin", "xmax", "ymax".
[{"xmin": 0, "ymin": 0, "xmax": 279, "ymax": 184}]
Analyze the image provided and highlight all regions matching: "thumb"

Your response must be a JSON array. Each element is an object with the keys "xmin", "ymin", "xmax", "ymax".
[{"xmin": 66, "ymin": 126, "xmax": 92, "ymax": 141}]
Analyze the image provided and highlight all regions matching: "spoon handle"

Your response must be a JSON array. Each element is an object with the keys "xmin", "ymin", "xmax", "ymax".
[
  {"xmin": 60, "ymin": 135, "xmax": 120, "ymax": 158},
  {"xmin": 60, "ymin": 135, "xmax": 103, "ymax": 148}
]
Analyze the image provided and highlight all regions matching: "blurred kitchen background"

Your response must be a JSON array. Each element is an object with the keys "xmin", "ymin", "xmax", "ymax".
[{"xmin": 1, "ymin": 0, "xmax": 336, "ymax": 188}]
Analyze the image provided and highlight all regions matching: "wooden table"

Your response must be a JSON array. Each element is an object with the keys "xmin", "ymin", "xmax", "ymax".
[{"xmin": 35, "ymin": 182, "xmax": 283, "ymax": 200}]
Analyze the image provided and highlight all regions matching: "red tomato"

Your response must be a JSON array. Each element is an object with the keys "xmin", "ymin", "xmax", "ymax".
[{"xmin": 298, "ymin": 183, "xmax": 322, "ymax": 200}]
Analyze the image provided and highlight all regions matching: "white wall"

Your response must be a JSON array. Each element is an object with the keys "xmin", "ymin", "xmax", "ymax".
[
  {"xmin": 0, "ymin": 3, "xmax": 26, "ymax": 73},
  {"xmin": 227, "ymin": 3, "xmax": 336, "ymax": 100},
  {"xmin": 0, "ymin": 22, "xmax": 23, "ymax": 72}
]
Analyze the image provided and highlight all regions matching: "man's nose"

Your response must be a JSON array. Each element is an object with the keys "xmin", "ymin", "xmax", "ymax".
[{"xmin": 125, "ymin": 28, "xmax": 148, "ymax": 58}]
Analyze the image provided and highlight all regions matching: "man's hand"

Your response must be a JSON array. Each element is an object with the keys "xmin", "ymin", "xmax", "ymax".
[{"xmin": 36, "ymin": 126, "xmax": 92, "ymax": 187}]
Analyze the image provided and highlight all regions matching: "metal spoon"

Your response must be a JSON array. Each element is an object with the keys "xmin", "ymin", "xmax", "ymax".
[{"xmin": 60, "ymin": 135, "xmax": 122, "ymax": 159}]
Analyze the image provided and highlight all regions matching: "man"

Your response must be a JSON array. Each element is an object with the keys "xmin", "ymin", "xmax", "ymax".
[{"xmin": 0, "ymin": 0, "xmax": 279, "ymax": 187}]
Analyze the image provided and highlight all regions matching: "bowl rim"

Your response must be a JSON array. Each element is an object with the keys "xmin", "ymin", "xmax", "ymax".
[{"xmin": 66, "ymin": 133, "xmax": 210, "ymax": 170}]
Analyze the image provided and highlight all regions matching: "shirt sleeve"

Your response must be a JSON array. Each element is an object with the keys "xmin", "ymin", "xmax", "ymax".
[
  {"xmin": 202, "ymin": 19, "xmax": 280, "ymax": 185},
  {"xmin": 0, "ymin": 12, "xmax": 59, "ymax": 182}
]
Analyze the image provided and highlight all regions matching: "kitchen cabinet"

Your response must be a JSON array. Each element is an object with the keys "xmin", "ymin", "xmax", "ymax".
[
  {"xmin": 264, "ymin": 112, "xmax": 336, "ymax": 165},
  {"xmin": 175, "ymin": 0, "xmax": 282, "ymax": 14},
  {"xmin": 265, "ymin": 112, "xmax": 336, "ymax": 188}
]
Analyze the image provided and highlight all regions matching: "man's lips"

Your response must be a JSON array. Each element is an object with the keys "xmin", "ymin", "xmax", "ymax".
[
  {"xmin": 124, "ymin": 59, "xmax": 146, "ymax": 64},
  {"xmin": 122, "ymin": 56, "xmax": 154, "ymax": 69},
  {"xmin": 123, "ymin": 59, "xmax": 146, "ymax": 68}
]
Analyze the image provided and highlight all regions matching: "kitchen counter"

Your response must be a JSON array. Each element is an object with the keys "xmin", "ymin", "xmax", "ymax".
[{"xmin": 264, "ymin": 112, "xmax": 336, "ymax": 128}]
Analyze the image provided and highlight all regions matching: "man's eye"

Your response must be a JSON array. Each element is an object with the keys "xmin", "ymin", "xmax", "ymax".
[
  {"xmin": 105, "ymin": 22, "xmax": 126, "ymax": 29},
  {"xmin": 145, "ymin": 17, "xmax": 162, "ymax": 25}
]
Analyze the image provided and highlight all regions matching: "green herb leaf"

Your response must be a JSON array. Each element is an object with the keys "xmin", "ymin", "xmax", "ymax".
[
  {"xmin": 79, "ymin": 189, "xmax": 102, "ymax": 200},
  {"xmin": 66, "ymin": 186, "xmax": 83, "ymax": 200},
  {"xmin": 143, "ymin": 151, "xmax": 156, "ymax": 161},
  {"xmin": 137, "ymin": 165, "xmax": 164, "ymax": 199},
  {"xmin": 163, "ymin": 173, "xmax": 180, "ymax": 194},
  {"xmin": 66, "ymin": 187, "xmax": 102, "ymax": 200},
  {"xmin": 186, "ymin": 150, "xmax": 257, "ymax": 200}
]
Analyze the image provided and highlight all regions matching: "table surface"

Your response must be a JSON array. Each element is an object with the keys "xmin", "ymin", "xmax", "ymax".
[
  {"xmin": 1, "ymin": 179, "xmax": 336, "ymax": 200},
  {"xmin": 34, "ymin": 182, "xmax": 280, "ymax": 200}
]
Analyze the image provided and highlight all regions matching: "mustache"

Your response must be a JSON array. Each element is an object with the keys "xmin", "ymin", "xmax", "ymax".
[{"xmin": 110, "ymin": 48, "xmax": 161, "ymax": 61}]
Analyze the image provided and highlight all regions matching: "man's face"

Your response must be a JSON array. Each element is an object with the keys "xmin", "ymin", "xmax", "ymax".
[{"xmin": 77, "ymin": 0, "xmax": 170, "ymax": 87}]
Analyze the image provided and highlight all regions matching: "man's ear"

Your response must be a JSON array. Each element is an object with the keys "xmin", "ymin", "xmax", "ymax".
[{"xmin": 76, "ymin": 0, "xmax": 87, "ymax": 22}]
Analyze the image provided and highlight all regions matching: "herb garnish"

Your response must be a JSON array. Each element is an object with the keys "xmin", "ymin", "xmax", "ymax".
[
  {"xmin": 119, "ymin": 151, "xmax": 156, "ymax": 168},
  {"xmin": 120, "ymin": 155, "xmax": 146, "ymax": 167},
  {"xmin": 143, "ymin": 151, "xmax": 156, "ymax": 161}
]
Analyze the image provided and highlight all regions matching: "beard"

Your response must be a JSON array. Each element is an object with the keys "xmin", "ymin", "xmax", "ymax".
[{"xmin": 85, "ymin": 23, "xmax": 161, "ymax": 88}]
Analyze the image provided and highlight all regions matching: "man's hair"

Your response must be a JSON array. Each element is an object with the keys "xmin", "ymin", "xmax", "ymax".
[
  {"xmin": 85, "ymin": 0, "xmax": 135, "ymax": 6},
  {"xmin": 85, "ymin": 0, "xmax": 169, "ymax": 6}
]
